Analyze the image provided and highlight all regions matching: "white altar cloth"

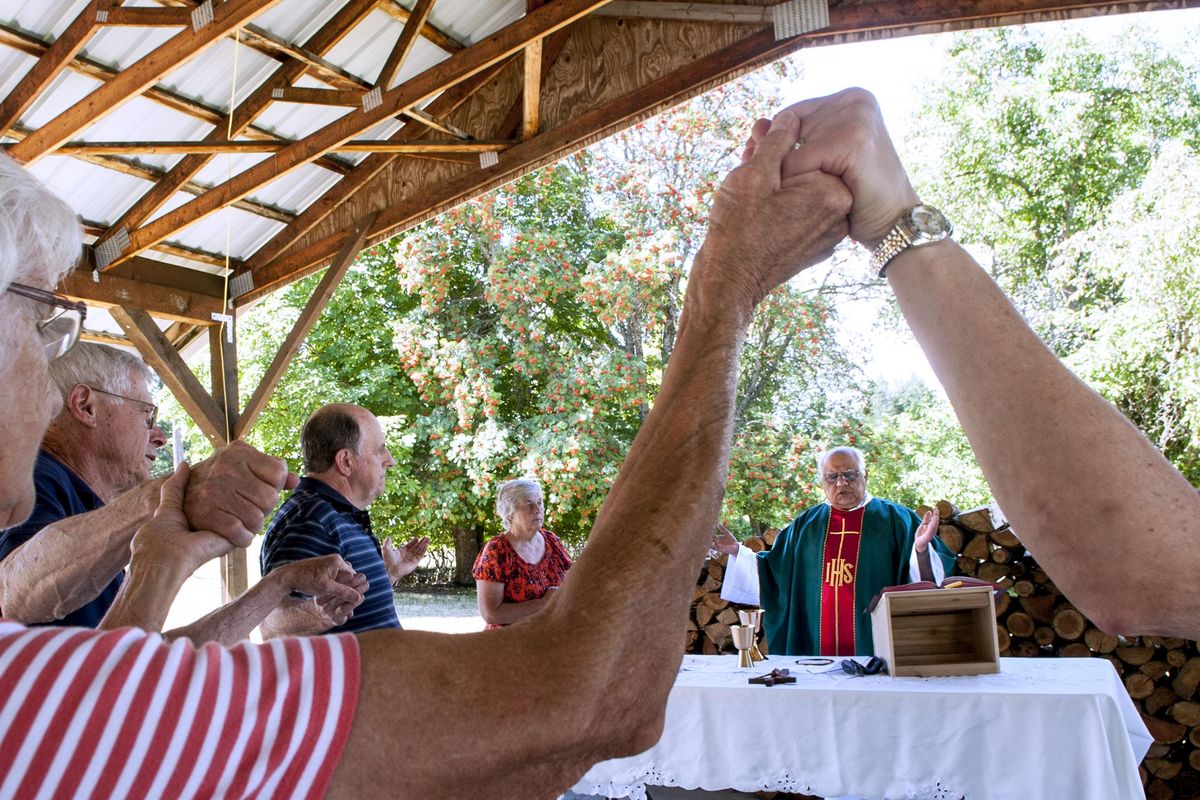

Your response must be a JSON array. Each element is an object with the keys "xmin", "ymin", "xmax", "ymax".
[{"xmin": 569, "ymin": 655, "xmax": 1151, "ymax": 800}]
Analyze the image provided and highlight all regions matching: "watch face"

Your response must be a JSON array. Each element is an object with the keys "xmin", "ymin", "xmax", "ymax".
[{"xmin": 909, "ymin": 205, "xmax": 952, "ymax": 241}]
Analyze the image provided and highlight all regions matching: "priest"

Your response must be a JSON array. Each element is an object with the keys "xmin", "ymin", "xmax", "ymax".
[{"xmin": 714, "ymin": 446, "xmax": 956, "ymax": 656}]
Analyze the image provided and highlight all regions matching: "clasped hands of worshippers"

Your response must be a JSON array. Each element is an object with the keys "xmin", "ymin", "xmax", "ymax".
[{"xmin": 1, "ymin": 87, "xmax": 1197, "ymax": 799}]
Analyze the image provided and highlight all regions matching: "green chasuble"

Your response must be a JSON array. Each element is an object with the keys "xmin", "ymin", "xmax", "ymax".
[{"xmin": 756, "ymin": 497, "xmax": 956, "ymax": 656}]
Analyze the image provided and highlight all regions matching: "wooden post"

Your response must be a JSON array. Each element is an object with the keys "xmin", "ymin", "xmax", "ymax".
[{"xmin": 209, "ymin": 321, "xmax": 248, "ymax": 603}]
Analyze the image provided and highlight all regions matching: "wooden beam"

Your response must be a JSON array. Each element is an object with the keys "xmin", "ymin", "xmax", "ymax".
[
  {"xmin": 55, "ymin": 139, "xmax": 512, "ymax": 155},
  {"xmin": 80, "ymin": 329, "xmax": 133, "ymax": 348},
  {"xmin": 209, "ymin": 322, "xmax": 245, "ymax": 601},
  {"xmin": 590, "ymin": 2, "xmax": 773, "ymax": 23},
  {"xmin": 110, "ymin": 306, "xmax": 227, "ymax": 445},
  {"xmin": 268, "ymin": 87, "xmax": 366, "ymax": 106},
  {"xmin": 376, "ymin": 0, "xmax": 465, "ymax": 53},
  {"xmin": 102, "ymin": 6, "xmax": 193, "ymax": 25},
  {"xmin": 60, "ymin": 269, "xmax": 224, "ymax": 325},
  {"xmin": 7, "ymin": 0, "xmax": 284, "ymax": 164},
  {"xmin": 237, "ymin": 24, "xmax": 371, "ymax": 92},
  {"xmin": 0, "ymin": 0, "xmax": 112, "ymax": 138},
  {"xmin": 124, "ymin": 0, "xmax": 612, "ymax": 266},
  {"xmin": 401, "ymin": 106, "xmax": 472, "ymax": 139},
  {"xmin": 500, "ymin": 28, "xmax": 571, "ymax": 141},
  {"xmin": 10, "ymin": 127, "xmax": 293, "ymax": 224},
  {"xmin": 377, "ymin": 0, "xmax": 437, "ymax": 90},
  {"xmin": 523, "ymin": 38, "xmax": 543, "ymax": 141},
  {"xmin": 90, "ymin": 0, "xmax": 376, "ymax": 268},
  {"xmin": 209, "ymin": 323, "xmax": 238, "ymax": 445},
  {"xmin": 239, "ymin": 60, "xmax": 507, "ymax": 277},
  {"xmin": 0, "ymin": 21, "xmax": 349, "ymax": 177},
  {"xmin": 236, "ymin": 213, "xmax": 377, "ymax": 438}
]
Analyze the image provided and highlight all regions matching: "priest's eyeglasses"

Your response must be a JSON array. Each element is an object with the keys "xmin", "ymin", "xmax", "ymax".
[
  {"xmin": 822, "ymin": 470, "xmax": 861, "ymax": 485},
  {"xmin": 5, "ymin": 283, "xmax": 87, "ymax": 360},
  {"xmin": 89, "ymin": 387, "xmax": 159, "ymax": 430}
]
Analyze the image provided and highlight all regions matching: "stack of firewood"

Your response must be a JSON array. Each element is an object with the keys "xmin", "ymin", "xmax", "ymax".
[{"xmin": 688, "ymin": 500, "xmax": 1200, "ymax": 799}]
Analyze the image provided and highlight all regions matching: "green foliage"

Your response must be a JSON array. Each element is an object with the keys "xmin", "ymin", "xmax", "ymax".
[
  {"xmin": 906, "ymin": 26, "xmax": 1200, "ymax": 488},
  {"xmin": 912, "ymin": 28, "xmax": 1200, "ymax": 349}
]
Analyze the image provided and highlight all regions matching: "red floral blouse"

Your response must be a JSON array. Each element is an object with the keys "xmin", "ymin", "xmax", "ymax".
[{"xmin": 472, "ymin": 530, "xmax": 573, "ymax": 629}]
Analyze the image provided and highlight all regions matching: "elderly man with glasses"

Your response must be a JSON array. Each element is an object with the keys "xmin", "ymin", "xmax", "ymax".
[
  {"xmin": 714, "ymin": 445, "xmax": 956, "ymax": 656},
  {"xmin": 0, "ymin": 338, "xmax": 318, "ymax": 632}
]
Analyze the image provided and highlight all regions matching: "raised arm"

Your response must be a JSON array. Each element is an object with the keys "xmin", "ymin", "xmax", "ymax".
[
  {"xmin": 0, "ymin": 476, "xmax": 160, "ymax": 622},
  {"xmin": 326, "ymin": 111, "xmax": 852, "ymax": 799},
  {"xmin": 0, "ymin": 440, "xmax": 295, "ymax": 623},
  {"xmin": 778, "ymin": 88, "xmax": 1200, "ymax": 637}
]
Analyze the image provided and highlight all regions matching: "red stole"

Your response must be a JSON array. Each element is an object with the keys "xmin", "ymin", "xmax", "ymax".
[{"xmin": 818, "ymin": 505, "xmax": 864, "ymax": 656}]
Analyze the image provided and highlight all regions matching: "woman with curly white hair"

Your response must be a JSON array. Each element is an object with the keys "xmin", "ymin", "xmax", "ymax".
[{"xmin": 473, "ymin": 477, "xmax": 572, "ymax": 627}]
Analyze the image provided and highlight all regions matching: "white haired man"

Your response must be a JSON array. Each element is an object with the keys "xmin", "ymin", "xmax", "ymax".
[
  {"xmin": 0, "ymin": 340, "xmax": 328, "ymax": 633},
  {"xmin": 714, "ymin": 445, "xmax": 955, "ymax": 656}
]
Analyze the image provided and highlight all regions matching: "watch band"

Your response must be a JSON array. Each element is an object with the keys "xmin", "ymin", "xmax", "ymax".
[
  {"xmin": 869, "ymin": 227, "xmax": 913, "ymax": 278},
  {"xmin": 870, "ymin": 204, "xmax": 953, "ymax": 278}
]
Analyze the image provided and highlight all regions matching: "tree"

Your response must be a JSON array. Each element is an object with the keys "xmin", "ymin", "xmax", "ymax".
[
  {"xmin": 157, "ymin": 64, "xmax": 866, "ymax": 576},
  {"xmin": 906, "ymin": 27, "xmax": 1200, "ymax": 486}
]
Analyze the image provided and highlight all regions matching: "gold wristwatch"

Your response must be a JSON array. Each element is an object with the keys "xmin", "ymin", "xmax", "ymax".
[{"xmin": 869, "ymin": 204, "xmax": 953, "ymax": 278}]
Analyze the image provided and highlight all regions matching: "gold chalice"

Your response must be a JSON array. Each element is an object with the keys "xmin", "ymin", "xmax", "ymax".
[
  {"xmin": 731, "ymin": 624, "xmax": 756, "ymax": 668},
  {"xmin": 737, "ymin": 609, "xmax": 765, "ymax": 662}
]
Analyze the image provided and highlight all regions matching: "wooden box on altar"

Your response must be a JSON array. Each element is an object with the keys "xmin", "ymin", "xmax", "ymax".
[{"xmin": 870, "ymin": 586, "xmax": 1000, "ymax": 677}]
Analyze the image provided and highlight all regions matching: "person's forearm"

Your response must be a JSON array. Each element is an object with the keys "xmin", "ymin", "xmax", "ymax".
[
  {"xmin": 0, "ymin": 476, "xmax": 163, "ymax": 622},
  {"xmin": 164, "ymin": 572, "xmax": 289, "ymax": 645},
  {"xmin": 479, "ymin": 594, "xmax": 551, "ymax": 626},
  {"xmin": 889, "ymin": 241, "xmax": 1200, "ymax": 636},
  {"xmin": 98, "ymin": 545, "xmax": 191, "ymax": 634},
  {"xmin": 331, "ymin": 291, "xmax": 748, "ymax": 800},
  {"xmin": 259, "ymin": 600, "xmax": 334, "ymax": 639}
]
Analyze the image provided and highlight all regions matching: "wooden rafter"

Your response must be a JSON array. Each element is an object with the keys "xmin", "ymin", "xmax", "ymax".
[
  {"xmin": 375, "ymin": 0, "xmax": 465, "ymax": 53},
  {"xmin": 377, "ymin": 0, "xmax": 438, "ymax": 90},
  {"xmin": 268, "ymin": 87, "xmax": 369, "ymax": 106},
  {"xmin": 101, "ymin": 6, "xmax": 194, "ymax": 26},
  {"xmin": 236, "ymin": 213, "xmax": 378, "ymax": 438},
  {"xmin": 500, "ymin": 28, "xmax": 571, "ymax": 139},
  {"xmin": 119, "ymin": 0, "xmax": 613, "ymax": 269},
  {"xmin": 53, "ymin": 139, "xmax": 512, "ymax": 155},
  {"xmin": 8, "ymin": 0, "xmax": 284, "ymax": 165},
  {"xmin": 238, "ymin": 25, "xmax": 371, "ymax": 92},
  {"xmin": 523, "ymin": 0, "xmax": 548, "ymax": 141},
  {"xmin": 22, "ymin": 128, "xmax": 294, "ymax": 225},
  {"xmin": 60, "ymin": 269, "xmax": 224, "ymax": 326},
  {"xmin": 243, "ymin": 0, "xmax": 1200, "ymax": 300},
  {"xmin": 240, "ymin": 60, "xmax": 508, "ymax": 276},
  {"xmin": 590, "ymin": 2, "xmax": 774, "ymax": 23},
  {"xmin": 0, "ymin": 22, "xmax": 352, "ymax": 176},
  {"xmin": 210, "ymin": 324, "xmax": 239, "ymax": 445},
  {"xmin": 111, "ymin": 306, "xmax": 227, "ymax": 445},
  {"xmin": 522, "ymin": 41, "xmax": 542, "ymax": 140},
  {"xmin": 0, "ymin": 0, "xmax": 112, "ymax": 138},
  {"xmin": 91, "ymin": 0, "xmax": 378, "ymax": 266},
  {"xmin": 144, "ymin": 0, "xmax": 375, "ymax": 92}
]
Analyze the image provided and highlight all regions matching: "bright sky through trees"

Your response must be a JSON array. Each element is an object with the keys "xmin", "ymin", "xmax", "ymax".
[{"xmin": 778, "ymin": 8, "xmax": 1200, "ymax": 389}]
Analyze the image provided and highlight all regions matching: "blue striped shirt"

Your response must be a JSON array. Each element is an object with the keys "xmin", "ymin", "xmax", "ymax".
[{"xmin": 260, "ymin": 477, "xmax": 400, "ymax": 633}]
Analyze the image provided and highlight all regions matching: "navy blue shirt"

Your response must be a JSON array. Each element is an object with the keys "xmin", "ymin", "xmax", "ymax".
[
  {"xmin": 260, "ymin": 477, "xmax": 400, "ymax": 633},
  {"xmin": 0, "ymin": 450, "xmax": 123, "ymax": 627}
]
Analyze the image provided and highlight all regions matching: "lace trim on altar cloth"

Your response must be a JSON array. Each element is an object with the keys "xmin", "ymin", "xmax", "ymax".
[{"xmin": 566, "ymin": 767, "xmax": 969, "ymax": 800}]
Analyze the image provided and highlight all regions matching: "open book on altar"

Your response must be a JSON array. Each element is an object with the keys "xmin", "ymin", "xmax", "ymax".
[{"xmin": 866, "ymin": 576, "xmax": 1002, "ymax": 613}]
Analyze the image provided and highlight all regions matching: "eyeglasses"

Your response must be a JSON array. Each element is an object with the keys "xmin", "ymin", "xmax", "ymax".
[
  {"xmin": 5, "ymin": 282, "xmax": 87, "ymax": 360},
  {"xmin": 89, "ymin": 387, "xmax": 158, "ymax": 429},
  {"xmin": 822, "ymin": 470, "xmax": 862, "ymax": 485}
]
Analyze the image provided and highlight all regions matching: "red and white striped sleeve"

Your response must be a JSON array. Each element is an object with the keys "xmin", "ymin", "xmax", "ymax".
[{"xmin": 0, "ymin": 621, "xmax": 360, "ymax": 800}]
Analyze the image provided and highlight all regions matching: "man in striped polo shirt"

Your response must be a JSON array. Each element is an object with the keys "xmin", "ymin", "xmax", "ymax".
[{"xmin": 259, "ymin": 403, "xmax": 428, "ymax": 636}]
